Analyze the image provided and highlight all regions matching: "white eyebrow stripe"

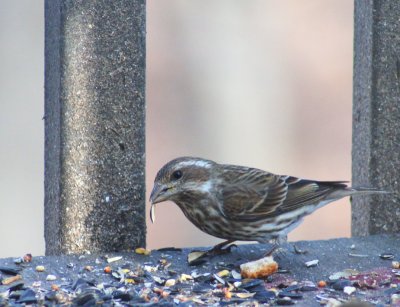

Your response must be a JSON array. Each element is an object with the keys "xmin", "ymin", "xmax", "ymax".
[{"xmin": 177, "ymin": 160, "xmax": 212, "ymax": 168}]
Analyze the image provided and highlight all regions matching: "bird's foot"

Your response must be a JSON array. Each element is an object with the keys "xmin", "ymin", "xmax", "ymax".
[
  {"xmin": 205, "ymin": 240, "xmax": 237, "ymax": 257},
  {"xmin": 293, "ymin": 244, "xmax": 308, "ymax": 254},
  {"xmin": 264, "ymin": 244, "xmax": 279, "ymax": 257},
  {"xmin": 187, "ymin": 240, "xmax": 236, "ymax": 265}
]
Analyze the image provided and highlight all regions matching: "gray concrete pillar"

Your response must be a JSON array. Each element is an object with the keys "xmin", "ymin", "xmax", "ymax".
[
  {"xmin": 352, "ymin": 0, "xmax": 400, "ymax": 236},
  {"xmin": 44, "ymin": 0, "xmax": 146, "ymax": 254}
]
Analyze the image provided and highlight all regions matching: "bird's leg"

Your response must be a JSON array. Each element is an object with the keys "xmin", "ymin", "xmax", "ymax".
[
  {"xmin": 206, "ymin": 240, "xmax": 236, "ymax": 256},
  {"xmin": 264, "ymin": 244, "xmax": 279, "ymax": 256},
  {"xmin": 264, "ymin": 236, "xmax": 286, "ymax": 257}
]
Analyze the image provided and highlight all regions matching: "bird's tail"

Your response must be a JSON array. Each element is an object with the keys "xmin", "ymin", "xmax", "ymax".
[
  {"xmin": 330, "ymin": 186, "xmax": 391, "ymax": 199},
  {"xmin": 350, "ymin": 187, "xmax": 390, "ymax": 194}
]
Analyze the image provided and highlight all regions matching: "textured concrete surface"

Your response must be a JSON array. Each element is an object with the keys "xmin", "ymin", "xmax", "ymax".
[
  {"xmin": 352, "ymin": 1, "xmax": 400, "ymax": 235},
  {"xmin": 1, "ymin": 235, "xmax": 399, "ymax": 306},
  {"xmin": 44, "ymin": 0, "xmax": 146, "ymax": 254}
]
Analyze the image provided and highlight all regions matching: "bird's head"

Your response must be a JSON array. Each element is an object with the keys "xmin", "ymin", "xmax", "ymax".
[
  {"xmin": 150, "ymin": 156, "xmax": 216, "ymax": 205},
  {"xmin": 149, "ymin": 157, "xmax": 216, "ymax": 223}
]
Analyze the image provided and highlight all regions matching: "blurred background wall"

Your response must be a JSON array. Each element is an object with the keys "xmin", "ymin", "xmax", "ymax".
[{"xmin": 0, "ymin": 0, "xmax": 353, "ymax": 257}]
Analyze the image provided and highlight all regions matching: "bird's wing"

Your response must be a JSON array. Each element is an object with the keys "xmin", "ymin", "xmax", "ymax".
[
  {"xmin": 218, "ymin": 165, "xmax": 348, "ymax": 221},
  {"xmin": 277, "ymin": 178, "xmax": 348, "ymax": 214},
  {"xmin": 217, "ymin": 166, "xmax": 287, "ymax": 219}
]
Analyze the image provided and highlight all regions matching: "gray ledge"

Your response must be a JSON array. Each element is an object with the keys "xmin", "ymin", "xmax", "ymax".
[{"xmin": 1, "ymin": 235, "xmax": 399, "ymax": 306}]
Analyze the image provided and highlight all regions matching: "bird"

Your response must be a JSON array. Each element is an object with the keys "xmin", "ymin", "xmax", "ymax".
[{"xmin": 149, "ymin": 156, "xmax": 386, "ymax": 254}]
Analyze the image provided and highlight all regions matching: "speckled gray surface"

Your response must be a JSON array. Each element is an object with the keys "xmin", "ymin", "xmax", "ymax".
[
  {"xmin": 1, "ymin": 235, "xmax": 399, "ymax": 306},
  {"xmin": 44, "ymin": 0, "xmax": 146, "ymax": 255},
  {"xmin": 352, "ymin": 1, "xmax": 400, "ymax": 236}
]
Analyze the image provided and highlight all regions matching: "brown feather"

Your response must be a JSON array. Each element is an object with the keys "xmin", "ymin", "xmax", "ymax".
[{"xmin": 216, "ymin": 165, "xmax": 350, "ymax": 221}]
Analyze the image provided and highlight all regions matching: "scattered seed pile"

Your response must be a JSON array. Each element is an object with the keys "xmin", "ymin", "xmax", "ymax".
[{"xmin": 1, "ymin": 238, "xmax": 400, "ymax": 306}]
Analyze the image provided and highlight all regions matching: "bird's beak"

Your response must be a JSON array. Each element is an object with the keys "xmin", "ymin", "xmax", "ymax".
[
  {"xmin": 149, "ymin": 183, "xmax": 172, "ymax": 224},
  {"xmin": 149, "ymin": 183, "xmax": 171, "ymax": 204}
]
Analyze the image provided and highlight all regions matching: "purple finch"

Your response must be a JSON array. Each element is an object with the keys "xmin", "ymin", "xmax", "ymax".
[{"xmin": 150, "ymin": 157, "xmax": 385, "ymax": 249}]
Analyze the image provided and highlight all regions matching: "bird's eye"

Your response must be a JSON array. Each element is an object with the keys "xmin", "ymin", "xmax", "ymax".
[{"xmin": 171, "ymin": 170, "xmax": 182, "ymax": 180}]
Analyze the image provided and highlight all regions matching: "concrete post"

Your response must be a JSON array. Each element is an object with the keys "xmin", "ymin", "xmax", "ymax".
[
  {"xmin": 44, "ymin": 0, "xmax": 146, "ymax": 254},
  {"xmin": 352, "ymin": 1, "xmax": 400, "ymax": 236}
]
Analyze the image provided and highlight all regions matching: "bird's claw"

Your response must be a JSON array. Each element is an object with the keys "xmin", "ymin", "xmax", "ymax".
[
  {"xmin": 206, "ymin": 243, "xmax": 237, "ymax": 257},
  {"xmin": 187, "ymin": 241, "xmax": 237, "ymax": 265},
  {"xmin": 264, "ymin": 244, "xmax": 279, "ymax": 257},
  {"xmin": 293, "ymin": 244, "xmax": 308, "ymax": 254}
]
